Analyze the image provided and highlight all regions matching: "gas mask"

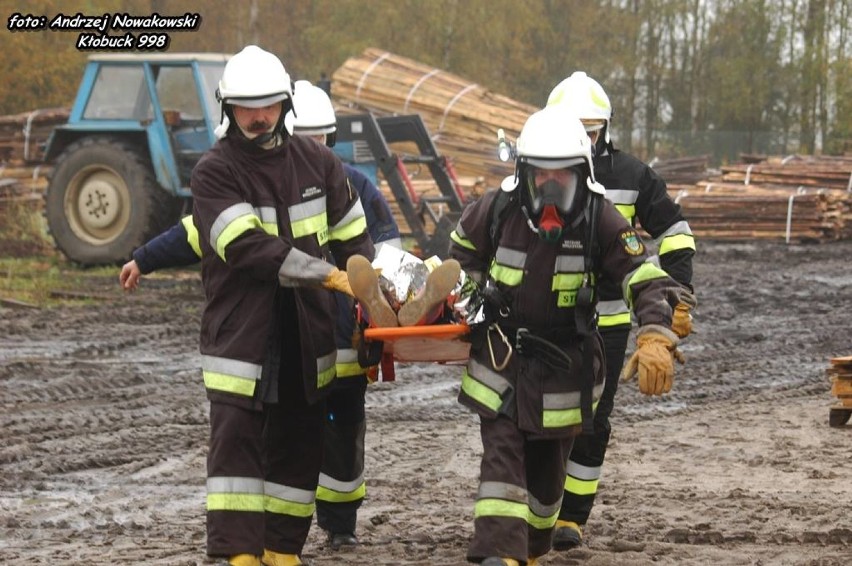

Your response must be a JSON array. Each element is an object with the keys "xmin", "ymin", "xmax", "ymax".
[{"xmin": 523, "ymin": 167, "xmax": 579, "ymax": 243}]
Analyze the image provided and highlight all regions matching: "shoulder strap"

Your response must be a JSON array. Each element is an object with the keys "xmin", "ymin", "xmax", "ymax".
[
  {"xmin": 488, "ymin": 189, "xmax": 516, "ymax": 251},
  {"xmin": 583, "ymin": 192, "xmax": 603, "ymax": 279}
]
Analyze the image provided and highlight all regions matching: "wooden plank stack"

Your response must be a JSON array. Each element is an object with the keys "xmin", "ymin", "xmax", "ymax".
[
  {"xmin": 331, "ymin": 47, "xmax": 533, "ymax": 192},
  {"xmin": 828, "ymin": 356, "xmax": 852, "ymax": 427},
  {"xmin": 0, "ymin": 107, "xmax": 64, "ymax": 217},
  {"xmin": 651, "ymin": 155, "xmax": 713, "ymax": 185},
  {"xmin": 665, "ymin": 155, "xmax": 852, "ymax": 243},
  {"xmin": 0, "ymin": 107, "xmax": 69, "ymax": 164}
]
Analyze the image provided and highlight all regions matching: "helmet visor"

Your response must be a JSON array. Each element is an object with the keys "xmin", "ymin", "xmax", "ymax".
[{"xmin": 228, "ymin": 92, "xmax": 290, "ymax": 108}]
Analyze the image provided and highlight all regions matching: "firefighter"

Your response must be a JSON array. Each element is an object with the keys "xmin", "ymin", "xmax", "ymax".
[
  {"xmin": 190, "ymin": 46, "xmax": 372, "ymax": 566},
  {"xmin": 546, "ymin": 71, "xmax": 696, "ymax": 550},
  {"xmin": 119, "ymin": 79, "xmax": 400, "ymax": 555},
  {"xmin": 448, "ymin": 104, "xmax": 686, "ymax": 566}
]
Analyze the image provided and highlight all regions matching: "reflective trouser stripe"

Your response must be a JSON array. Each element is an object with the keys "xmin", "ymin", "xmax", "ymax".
[
  {"xmin": 564, "ymin": 460, "xmax": 602, "ymax": 496},
  {"xmin": 564, "ymin": 475, "xmax": 599, "ymax": 496},
  {"xmin": 474, "ymin": 498, "xmax": 528, "ymax": 521},
  {"xmin": 207, "ymin": 476, "xmax": 265, "ymax": 512},
  {"xmin": 264, "ymin": 482, "xmax": 316, "ymax": 518},
  {"xmin": 316, "ymin": 475, "xmax": 367, "ymax": 504}
]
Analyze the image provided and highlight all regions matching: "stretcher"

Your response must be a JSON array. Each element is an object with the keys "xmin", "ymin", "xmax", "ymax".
[{"xmin": 364, "ymin": 323, "xmax": 471, "ymax": 363}]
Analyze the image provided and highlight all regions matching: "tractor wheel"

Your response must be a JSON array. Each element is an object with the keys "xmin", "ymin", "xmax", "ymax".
[{"xmin": 45, "ymin": 137, "xmax": 183, "ymax": 266}]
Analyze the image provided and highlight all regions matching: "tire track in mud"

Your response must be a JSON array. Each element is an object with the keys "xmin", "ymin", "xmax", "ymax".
[{"xmin": 2, "ymin": 242, "xmax": 851, "ymax": 565}]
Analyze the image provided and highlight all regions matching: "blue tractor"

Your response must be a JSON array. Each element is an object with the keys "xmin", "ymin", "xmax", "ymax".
[{"xmin": 43, "ymin": 53, "xmax": 228, "ymax": 265}]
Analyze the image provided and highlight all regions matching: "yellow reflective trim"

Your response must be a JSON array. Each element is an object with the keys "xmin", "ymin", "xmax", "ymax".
[
  {"xmin": 528, "ymin": 508, "xmax": 559, "ymax": 530},
  {"xmin": 316, "ymin": 482, "xmax": 366, "ymax": 504},
  {"xmin": 291, "ymin": 213, "xmax": 328, "ymax": 240},
  {"xmin": 264, "ymin": 496, "xmax": 315, "ymax": 518},
  {"xmin": 181, "ymin": 215, "xmax": 202, "ymax": 258},
  {"xmin": 335, "ymin": 361, "xmax": 364, "ymax": 378},
  {"xmin": 317, "ymin": 365, "xmax": 336, "ymax": 389},
  {"xmin": 659, "ymin": 233, "xmax": 696, "ymax": 255},
  {"xmin": 203, "ymin": 371, "xmax": 256, "ymax": 397},
  {"xmin": 217, "ymin": 215, "xmax": 263, "ymax": 261},
  {"xmin": 543, "ymin": 407, "xmax": 581, "ymax": 428},
  {"xmin": 552, "ymin": 273, "xmax": 584, "ymax": 291},
  {"xmin": 329, "ymin": 216, "xmax": 367, "ymax": 242},
  {"xmin": 627, "ymin": 263, "xmax": 669, "ymax": 307},
  {"xmin": 450, "ymin": 230, "xmax": 476, "ymax": 250},
  {"xmin": 474, "ymin": 498, "xmax": 528, "ymax": 521},
  {"xmin": 543, "ymin": 401, "xmax": 598, "ymax": 428},
  {"xmin": 564, "ymin": 475, "xmax": 599, "ymax": 496},
  {"xmin": 598, "ymin": 312, "xmax": 632, "ymax": 327},
  {"xmin": 207, "ymin": 492, "xmax": 265, "ymax": 512},
  {"xmin": 461, "ymin": 370, "xmax": 502, "ymax": 412},
  {"xmin": 615, "ymin": 204, "xmax": 635, "ymax": 221},
  {"xmin": 261, "ymin": 222, "xmax": 279, "ymax": 236},
  {"xmin": 491, "ymin": 264, "xmax": 523, "ymax": 286}
]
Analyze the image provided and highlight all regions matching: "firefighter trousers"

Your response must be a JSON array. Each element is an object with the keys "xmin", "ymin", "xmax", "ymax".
[
  {"xmin": 558, "ymin": 326, "xmax": 630, "ymax": 525},
  {"xmin": 467, "ymin": 414, "xmax": 574, "ymax": 563},
  {"xmin": 206, "ymin": 364, "xmax": 326, "ymax": 557},
  {"xmin": 316, "ymin": 374, "xmax": 368, "ymax": 535}
]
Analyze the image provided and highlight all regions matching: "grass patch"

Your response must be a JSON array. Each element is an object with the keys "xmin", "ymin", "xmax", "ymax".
[
  {"xmin": 0, "ymin": 256, "xmax": 118, "ymax": 307},
  {"xmin": 0, "ymin": 196, "xmax": 118, "ymax": 307}
]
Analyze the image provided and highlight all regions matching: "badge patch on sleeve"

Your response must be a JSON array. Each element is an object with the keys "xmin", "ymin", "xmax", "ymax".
[{"xmin": 620, "ymin": 230, "xmax": 645, "ymax": 255}]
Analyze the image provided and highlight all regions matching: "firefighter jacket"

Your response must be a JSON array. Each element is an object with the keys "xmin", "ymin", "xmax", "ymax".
[
  {"xmin": 132, "ymin": 161, "xmax": 398, "ymax": 382},
  {"xmin": 594, "ymin": 148, "xmax": 695, "ymax": 329},
  {"xmin": 191, "ymin": 135, "xmax": 374, "ymax": 409},
  {"xmin": 449, "ymin": 189, "xmax": 677, "ymax": 437}
]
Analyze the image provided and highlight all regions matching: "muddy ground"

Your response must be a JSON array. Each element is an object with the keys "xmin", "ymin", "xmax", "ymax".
[{"xmin": 1, "ymin": 239, "xmax": 851, "ymax": 566}]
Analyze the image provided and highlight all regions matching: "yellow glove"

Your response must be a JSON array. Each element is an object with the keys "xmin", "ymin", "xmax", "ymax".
[
  {"xmin": 671, "ymin": 289, "xmax": 697, "ymax": 338},
  {"xmin": 621, "ymin": 325, "xmax": 684, "ymax": 396},
  {"xmin": 322, "ymin": 267, "xmax": 354, "ymax": 297}
]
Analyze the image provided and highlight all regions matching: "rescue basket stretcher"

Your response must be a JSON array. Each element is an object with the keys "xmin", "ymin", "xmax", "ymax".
[{"xmin": 364, "ymin": 323, "xmax": 471, "ymax": 363}]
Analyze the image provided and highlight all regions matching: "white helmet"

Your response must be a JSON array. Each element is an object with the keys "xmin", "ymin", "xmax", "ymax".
[
  {"xmin": 218, "ymin": 45, "xmax": 292, "ymax": 107},
  {"xmin": 546, "ymin": 71, "xmax": 613, "ymax": 144},
  {"xmin": 292, "ymin": 80, "xmax": 337, "ymax": 145},
  {"xmin": 514, "ymin": 105, "xmax": 601, "ymax": 220},
  {"xmin": 214, "ymin": 45, "xmax": 293, "ymax": 139}
]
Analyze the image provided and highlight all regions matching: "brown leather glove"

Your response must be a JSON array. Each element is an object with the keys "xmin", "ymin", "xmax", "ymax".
[
  {"xmin": 671, "ymin": 289, "xmax": 697, "ymax": 338},
  {"xmin": 621, "ymin": 325, "xmax": 684, "ymax": 395},
  {"xmin": 322, "ymin": 267, "xmax": 354, "ymax": 297}
]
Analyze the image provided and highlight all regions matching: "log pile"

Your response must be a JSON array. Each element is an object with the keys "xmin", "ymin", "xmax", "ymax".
[
  {"xmin": 331, "ymin": 48, "xmax": 533, "ymax": 192},
  {"xmin": 0, "ymin": 108, "xmax": 63, "ymax": 217},
  {"xmin": 0, "ymin": 164, "xmax": 49, "ymax": 217},
  {"xmin": 651, "ymin": 155, "xmax": 714, "ymax": 185},
  {"xmin": 665, "ymin": 155, "xmax": 852, "ymax": 243},
  {"xmin": 0, "ymin": 107, "xmax": 69, "ymax": 164}
]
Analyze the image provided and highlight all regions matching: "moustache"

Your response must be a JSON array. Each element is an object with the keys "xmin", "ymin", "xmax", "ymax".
[{"xmin": 247, "ymin": 120, "xmax": 272, "ymax": 133}]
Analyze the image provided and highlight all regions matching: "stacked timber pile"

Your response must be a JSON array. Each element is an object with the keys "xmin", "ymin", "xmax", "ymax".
[
  {"xmin": 666, "ymin": 154, "xmax": 852, "ymax": 243},
  {"xmin": 651, "ymin": 155, "xmax": 714, "ymax": 185},
  {"xmin": 331, "ymin": 48, "xmax": 532, "ymax": 193},
  {"xmin": 0, "ymin": 107, "xmax": 68, "ymax": 164},
  {"xmin": 828, "ymin": 356, "xmax": 852, "ymax": 427},
  {"xmin": 0, "ymin": 108, "xmax": 64, "ymax": 215}
]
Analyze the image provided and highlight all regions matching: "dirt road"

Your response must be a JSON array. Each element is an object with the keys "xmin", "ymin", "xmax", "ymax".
[{"xmin": 1, "ymin": 239, "xmax": 851, "ymax": 565}]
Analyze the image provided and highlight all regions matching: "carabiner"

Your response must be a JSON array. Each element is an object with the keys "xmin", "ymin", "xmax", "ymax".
[{"xmin": 487, "ymin": 323, "xmax": 513, "ymax": 371}]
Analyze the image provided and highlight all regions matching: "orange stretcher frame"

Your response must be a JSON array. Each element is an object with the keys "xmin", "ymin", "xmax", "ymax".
[{"xmin": 364, "ymin": 323, "xmax": 471, "ymax": 363}]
